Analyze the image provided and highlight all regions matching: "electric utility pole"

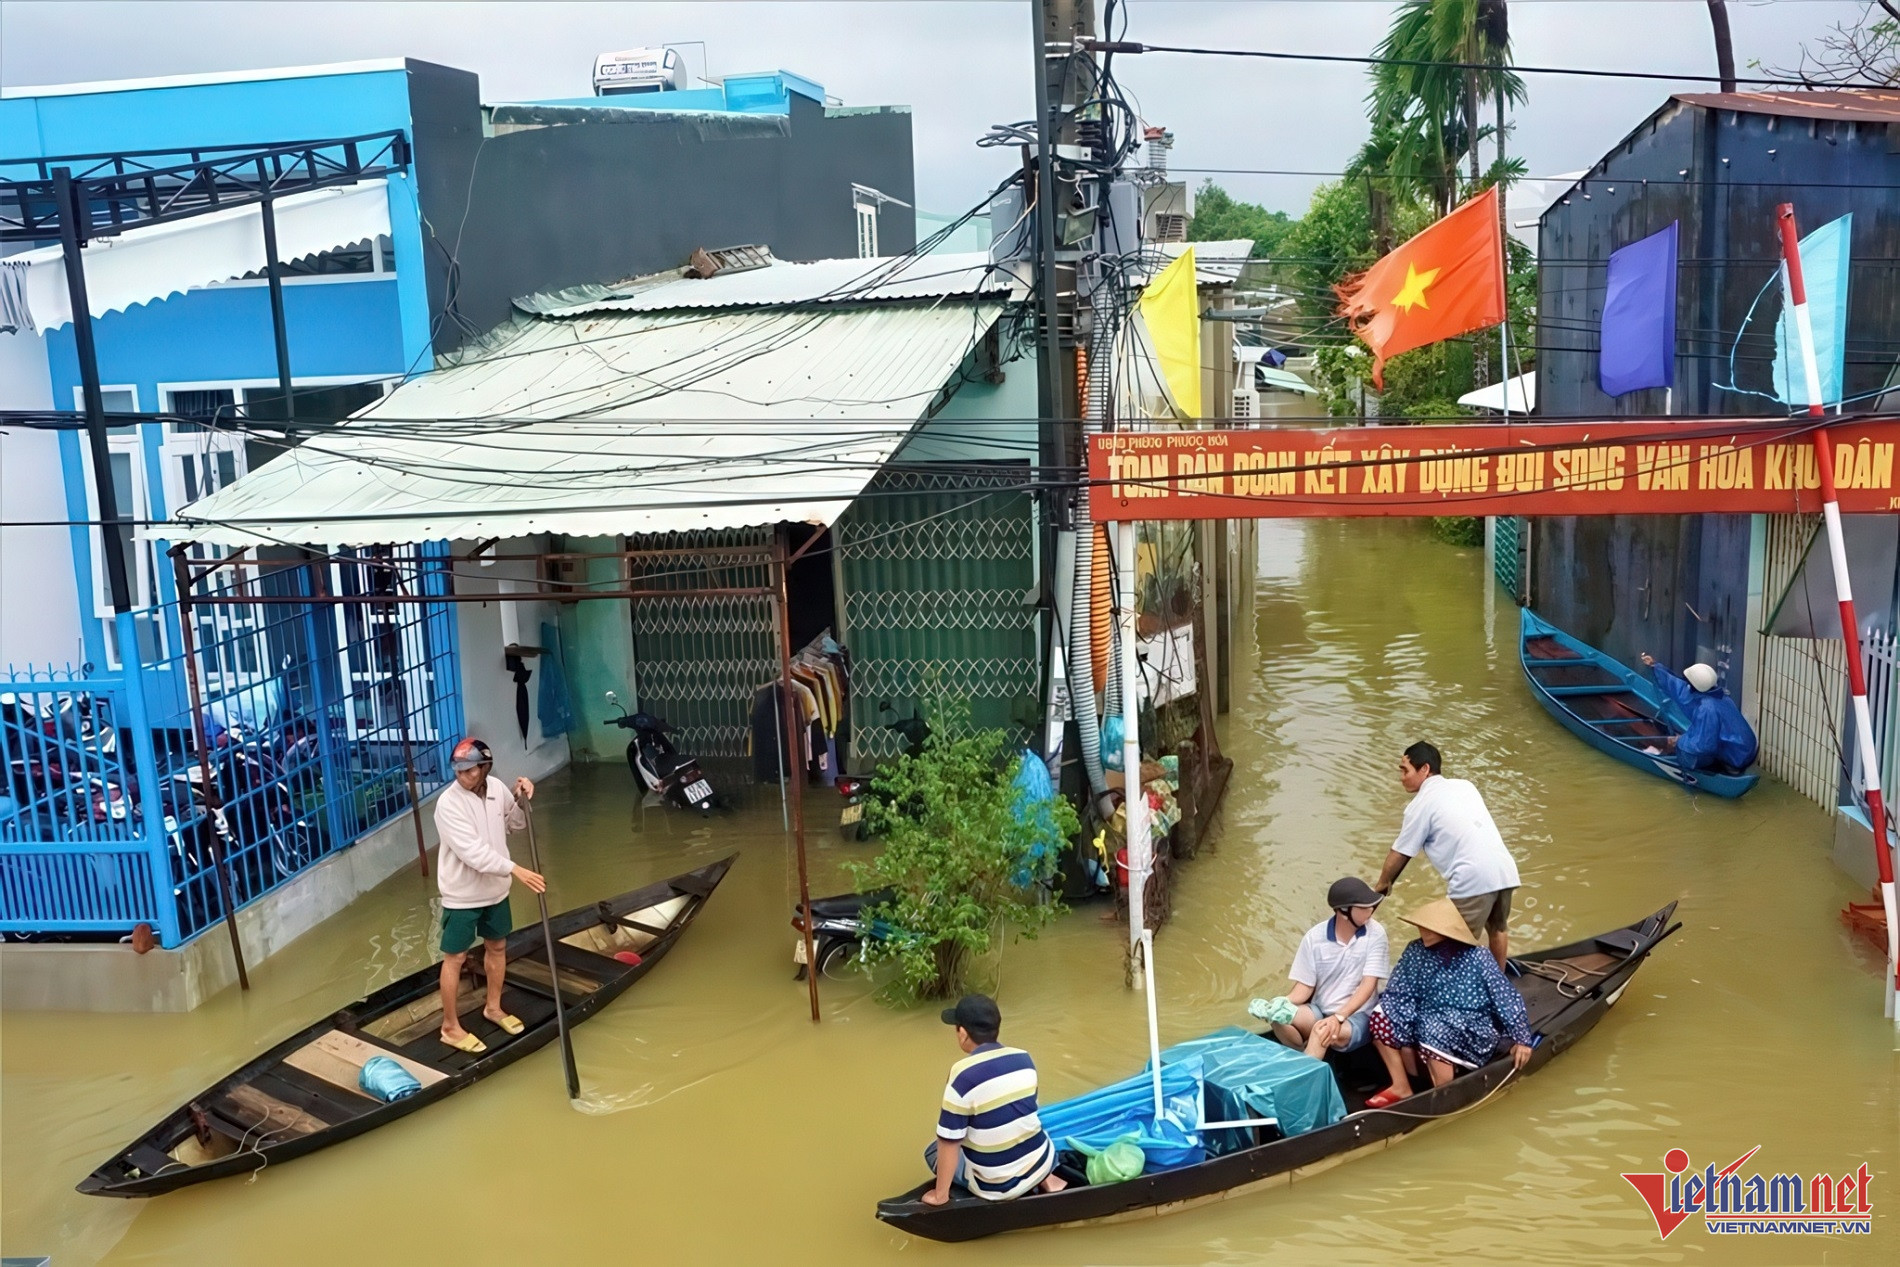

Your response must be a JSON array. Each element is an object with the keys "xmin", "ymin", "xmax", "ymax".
[{"xmin": 1030, "ymin": 0, "xmax": 1096, "ymax": 495}]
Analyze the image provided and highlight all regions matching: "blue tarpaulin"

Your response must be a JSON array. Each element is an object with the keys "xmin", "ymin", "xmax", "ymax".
[
  {"xmin": 1773, "ymin": 213, "xmax": 1852, "ymax": 408},
  {"xmin": 1039, "ymin": 1056, "xmax": 1206, "ymax": 1172},
  {"xmin": 1159, "ymin": 1027, "xmax": 1347, "ymax": 1156}
]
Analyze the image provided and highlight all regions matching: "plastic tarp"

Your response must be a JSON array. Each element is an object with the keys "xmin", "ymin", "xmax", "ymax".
[
  {"xmin": 1039, "ymin": 1055, "xmax": 1206, "ymax": 1173},
  {"xmin": 1159, "ymin": 1027, "xmax": 1347, "ymax": 1156}
]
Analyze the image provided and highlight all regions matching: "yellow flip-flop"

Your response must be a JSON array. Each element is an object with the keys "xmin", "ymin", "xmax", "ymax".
[
  {"xmin": 441, "ymin": 1031, "xmax": 487, "ymax": 1054},
  {"xmin": 489, "ymin": 1014, "xmax": 525, "ymax": 1036}
]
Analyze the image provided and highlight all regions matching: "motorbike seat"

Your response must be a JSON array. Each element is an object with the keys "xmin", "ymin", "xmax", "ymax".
[
  {"xmin": 804, "ymin": 888, "xmax": 896, "ymax": 920},
  {"xmin": 653, "ymin": 752, "xmax": 695, "ymax": 780}
]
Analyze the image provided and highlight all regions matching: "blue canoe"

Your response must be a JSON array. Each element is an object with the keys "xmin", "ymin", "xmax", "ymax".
[{"xmin": 1519, "ymin": 609, "xmax": 1758, "ymax": 798}]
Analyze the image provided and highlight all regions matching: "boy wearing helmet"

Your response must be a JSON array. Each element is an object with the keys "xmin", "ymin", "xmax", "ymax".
[{"xmin": 1256, "ymin": 877, "xmax": 1390, "ymax": 1058}]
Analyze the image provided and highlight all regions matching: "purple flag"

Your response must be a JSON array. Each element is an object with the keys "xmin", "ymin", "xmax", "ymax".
[{"xmin": 1599, "ymin": 222, "xmax": 1678, "ymax": 397}]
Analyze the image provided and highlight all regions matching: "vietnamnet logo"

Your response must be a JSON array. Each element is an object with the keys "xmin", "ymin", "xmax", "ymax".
[{"xmin": 1622, "ymin": 1147, "xmax": 1874, "ymax": 1238}]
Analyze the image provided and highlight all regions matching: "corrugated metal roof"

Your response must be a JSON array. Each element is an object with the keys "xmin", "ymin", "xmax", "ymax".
[
  {"xmin": 536, "ymin": 250, "xmax": 1017, "ymax": 317},
  {"xmin": 165, "ymin": 299, "xmax": 1005, "ymax": 548},
  {"xmin": 1673, "ymin": 89, "xmax": 1900, "ymax": 123},
  {"xmin": 1160, "ymin": 239, "xmax": 1255, "ymax": 285}
]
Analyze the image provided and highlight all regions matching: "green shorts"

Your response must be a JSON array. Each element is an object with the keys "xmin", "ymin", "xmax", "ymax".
[{"xmin": 440, "ymin": 898, "xmax": 512, "ymax": 954}]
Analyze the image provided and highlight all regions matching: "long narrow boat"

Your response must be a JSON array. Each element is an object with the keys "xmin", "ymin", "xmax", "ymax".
[
  {"xmin": 79, "ymin": 855, "xmax": 734, "ymax": 1197},
  {"xmin": 875, "ymin": 901, "xmax": 1679, "ymax": 1242},
  {"xmin": 1520, "ymin": 609, "xmax": 1758, "ymax": 797}
]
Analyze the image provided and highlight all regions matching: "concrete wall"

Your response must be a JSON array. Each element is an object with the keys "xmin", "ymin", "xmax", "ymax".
[
  {"xmin": 433, "ymin": 92, "xmax": 917, "ymax": 347},
  {"xmin": 450, "ymin": 539, "xmax": 571, "ymax": 782},
  {"xmin": 0, "ymin": 330, "xmax": 84, "ymax": 668},
  {"xmin": 0, "ymin": 788, "xmax": 446, "ymax": 1012}
]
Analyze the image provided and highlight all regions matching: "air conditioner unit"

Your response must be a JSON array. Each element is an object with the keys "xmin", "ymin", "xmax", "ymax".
[
  {"xmin": 1231, "ymin": 387, "xmax": 1258, "ymax": 420},
  {"xmin": 593, "ymin": 47, "xmax": 687, "ymax": 96}
]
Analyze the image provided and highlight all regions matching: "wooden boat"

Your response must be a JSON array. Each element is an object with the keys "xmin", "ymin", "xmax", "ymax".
[
  {"xmin": 1520, "ymin": 608, "xmax": 1758, "ymax": 798},
  {"xmin": 79, "ymin": 855, "xmax": 734, "ymax": 1197},
  {"xmin": 875, "ymin": 901, "xmax": 1680, "ymax": 1242}
]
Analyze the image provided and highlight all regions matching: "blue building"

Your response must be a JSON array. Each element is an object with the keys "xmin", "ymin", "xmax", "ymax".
[{"xmin": 0, "ymin": 55, "xmax": 916, "ymax": 990}]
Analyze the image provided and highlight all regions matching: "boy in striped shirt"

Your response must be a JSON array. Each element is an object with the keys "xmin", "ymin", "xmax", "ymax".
[{"xmin": 922, "ymin": 995, "xmax": 1068, "ymax": 1204}]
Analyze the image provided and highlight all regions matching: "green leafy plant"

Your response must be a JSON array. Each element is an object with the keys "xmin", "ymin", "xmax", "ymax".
[{"xmin": 847, "ymin": 701, "xmax": 1077, "ymax": 1001}]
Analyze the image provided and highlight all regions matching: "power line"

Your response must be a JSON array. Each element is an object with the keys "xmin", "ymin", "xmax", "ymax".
[{"xmin": 1090, "ymin": 39, "xmax": 1900, "ymax": 90}]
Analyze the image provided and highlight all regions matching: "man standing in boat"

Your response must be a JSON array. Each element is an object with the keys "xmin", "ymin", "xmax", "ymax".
[
  {"xmin": 1638, "ymin": 654, "xmax": 1759, "ymax": 774},
  {"xmin": 433, "ymin": 737, "xmax": 543, "ymax": 1054},
  {"xmin": 1373, "ymin": 742, "xmax": 1520, "ymax": 971}
]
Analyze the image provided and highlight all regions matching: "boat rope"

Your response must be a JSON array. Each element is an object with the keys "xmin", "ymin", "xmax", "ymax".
[{"xmin": 1519, "ymin": 958, "xmax": 1614, "ymax": 999}]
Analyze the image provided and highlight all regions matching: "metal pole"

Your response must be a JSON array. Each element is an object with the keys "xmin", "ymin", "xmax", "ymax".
[
  {"xmin": 168, "ymin": 548, "xmax": 250, "ymax": 990},
  {"xmin": 1495, "ymin": 80, "xmax": 1510, "ymax": 425},
  {"xmin": 388, "ymin": 586, "xmax": 430, "ymax": 878},
  {"xmin": 1113, "ymin": 519, "xmax": 1160, "ymax": 1116},
  {"xmin": 258, "ymin": 196, "xmax": 295, "ymax": 421},
  {"xmin": 776, "ymin": 537, "xmax": 821, "ymax": 1023},
  {"xmin": 54, "ymin": 168, "xmax": 132, "ymax": 614},
  {"xmin": 1777, "ymin": 203, "xmax": 1898, "ymax": 1022},
  {"xmin": 522, "ymin": 802, "xmax": 580, "ymax": 1098}
]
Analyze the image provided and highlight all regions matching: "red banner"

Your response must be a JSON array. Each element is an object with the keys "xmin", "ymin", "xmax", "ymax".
[{"xmin": 1089, "ymin": 419, "xmax": 1900, "ymax": 520}]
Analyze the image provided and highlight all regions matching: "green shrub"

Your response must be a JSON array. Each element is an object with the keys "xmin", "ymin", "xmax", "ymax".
[{"xmin": 846, "ymin": 702, "xmax": 1076, "ymax": 1000}]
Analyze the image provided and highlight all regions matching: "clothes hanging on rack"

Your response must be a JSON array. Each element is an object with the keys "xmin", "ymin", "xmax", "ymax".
[{"xmin": 744, "ymin": 631, "xmax": 853, "ymax": 786}]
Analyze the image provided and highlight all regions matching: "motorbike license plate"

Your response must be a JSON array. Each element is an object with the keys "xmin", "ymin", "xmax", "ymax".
[
  {"xmin": 683, "ymin": 779, "xmax": 712, "ymax": 803},
  {"xmin": 840, "ymin": 802, "xmax": 864, "ymax": 826},
  {"xmin": 792, "ymin": 936, "xmax": 808, "ymax": 965}
]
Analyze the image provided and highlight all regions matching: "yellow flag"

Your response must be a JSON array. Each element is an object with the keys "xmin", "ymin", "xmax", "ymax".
[{"xmin": 1138, "ymin": 248, "xmax": 1202, "ymax": 418}]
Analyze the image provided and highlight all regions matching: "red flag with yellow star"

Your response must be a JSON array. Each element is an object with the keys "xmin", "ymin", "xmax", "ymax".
[{"xmin": 1339, "ymin": 185, "xmax": 1506, "ymax": 387}]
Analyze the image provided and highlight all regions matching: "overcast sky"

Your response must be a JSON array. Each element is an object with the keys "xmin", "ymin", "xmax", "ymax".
[{"xmin": 0, "ymin": 1, "xmax": 1875, "ymax": 215}]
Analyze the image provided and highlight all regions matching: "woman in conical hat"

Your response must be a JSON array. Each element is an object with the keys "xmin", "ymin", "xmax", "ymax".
[{"xmin": 1362, "ymin": 898, "xmax": 1536, "ymax": 1108}]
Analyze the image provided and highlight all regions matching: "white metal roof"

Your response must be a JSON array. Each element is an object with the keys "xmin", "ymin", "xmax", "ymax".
[
  {"xmin": 1158, "ymin": 239, "xmax": 1255, "ymax": 285},
  {"xmin": 1457, "ymin": 372, "xmax": 1536, "ymax": 413},
  {"xmin": 163, "ymin": 297, "xmax": 1005, "ymax": 548},
  {"xmin": 3, "ymin": 180, "xmax": 389, "ymax": 330},
  {"xmin": 535, "ymin": 250, "xmax": 1016, "ymax": 316}
]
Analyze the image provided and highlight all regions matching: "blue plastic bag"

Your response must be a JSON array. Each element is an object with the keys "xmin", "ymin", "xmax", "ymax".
[
  {"xmin": 1010, "ymin": 750, "xmax": 1059, "ymax": 886},
  {"xmin": 359, "ymin": 1055, "xmax": 423, "ymax": 1103}
]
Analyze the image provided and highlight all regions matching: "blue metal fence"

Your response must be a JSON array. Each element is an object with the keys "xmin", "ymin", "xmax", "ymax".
[{"xmin": 0, "ymin": 548, "xmax": 461, "ymax": 947}]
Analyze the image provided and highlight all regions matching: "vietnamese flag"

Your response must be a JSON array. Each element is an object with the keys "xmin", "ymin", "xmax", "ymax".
[{"xmin": 1340, "ymin": 185, "xmax": 1506, "ymax": 386}]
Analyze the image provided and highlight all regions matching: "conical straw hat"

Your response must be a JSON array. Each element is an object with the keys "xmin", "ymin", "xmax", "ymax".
[{"xmin": 1399, "ymin": 897, "xmax": 1480, "ymax": 946}]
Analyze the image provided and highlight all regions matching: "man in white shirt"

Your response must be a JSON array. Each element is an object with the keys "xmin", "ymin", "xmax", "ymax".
[
  {"xmin": 1374, "ymin": 742, "xmax": 1521, "ymax": 970},
  {"xmin": 1268, "ymin": 877, "xmax": 1391, "ymax": 1058},
  {"xmin": 432, "ymin": 737, "xmax": 543, "ymax": 1054}
]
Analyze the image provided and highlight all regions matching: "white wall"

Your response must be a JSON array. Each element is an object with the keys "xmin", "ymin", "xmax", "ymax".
[
  {"xmin": 450, "ymin": 537, "xmax": 570, "ymax": 782},
  {"xmin": 0, "ymin": 328, "xmax": 85, "ymax": 669}
]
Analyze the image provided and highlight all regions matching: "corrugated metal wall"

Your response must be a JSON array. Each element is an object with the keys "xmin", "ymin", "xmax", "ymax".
[
  {"xmin": 835, "ymin": 467, "xmax": 1038, "ymax": 763},
  {"xmin": 1749, "ymin": 513, "xmax": 1848, "ymax": 811},
  {"xmin": 626, "ymin": 530, "xmax": 777, "ymax": 759}
]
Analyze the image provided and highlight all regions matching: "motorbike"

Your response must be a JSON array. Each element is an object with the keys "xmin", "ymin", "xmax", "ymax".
[
  {"xmin": 833, "ymin": 702, "xmax": 932, "ymax": 839},
  {"xmin": 791, "ymin": 886, "xmax": 895, "ymax": 981},
  {"xmin": 604, "ymin": 691, "xmax": 716, "ymax": 814}
]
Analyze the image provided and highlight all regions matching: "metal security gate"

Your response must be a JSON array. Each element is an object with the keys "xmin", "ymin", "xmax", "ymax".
[
  {"xmin": 836, "ymin": 469, "xmax": 1039, "ymax": 763},
  {"xmin": 627, "ymin": 531, "xmax": 777, "ymax": 760},
  {"xmin": 1750, "ymin": 513, "xmax": 1849, "ymax": 813},
  {"xmin": 1493, "ymin": 514, "xmax": 1528, "ymax": 603}
]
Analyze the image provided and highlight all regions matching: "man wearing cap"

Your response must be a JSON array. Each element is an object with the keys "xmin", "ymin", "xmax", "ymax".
[
  {"xmin": 1639, "ymin": 654, "xmax": 1758, "ymax": 774},
  {"xmin": 1260, "ymin": 877, "xmax": 1390, "ymax": 1058},
  {"xmin": 432, "ymin": 737, "xmax": 543, "ymax": 1054},
  {"xmin": 1374, "ymin": 741, "xmax": 1520, "ymax": 970},
  {"xmin": 921, "ymin": 995, "xmax": 1067, "ymax": 1205}
]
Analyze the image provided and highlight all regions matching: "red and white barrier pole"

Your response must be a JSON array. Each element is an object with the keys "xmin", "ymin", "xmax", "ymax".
[{"xmin": 1777, "ymin": 203, "xmax": 1898, "ymax": 1022}]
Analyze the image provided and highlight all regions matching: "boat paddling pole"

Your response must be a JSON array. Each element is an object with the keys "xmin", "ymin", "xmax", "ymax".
[{"xmin": 523, "ymin": 800, "xmax": 582, "ymax": 1097}]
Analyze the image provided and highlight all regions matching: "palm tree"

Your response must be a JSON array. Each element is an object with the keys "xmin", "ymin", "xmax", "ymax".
[{"xmin": 1368, "ymin": 0, "xmax": 1523, "ymax": 214}]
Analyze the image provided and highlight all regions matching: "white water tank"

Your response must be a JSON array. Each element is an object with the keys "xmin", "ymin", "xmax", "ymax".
[{"xmin": 593, "ymin": 47, "xmax": 687, "ymax": 95}]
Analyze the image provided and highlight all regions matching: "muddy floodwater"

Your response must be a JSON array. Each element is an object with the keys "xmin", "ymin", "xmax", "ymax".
[{"xmin": 5, "ymin": 519, "xmax": 1894, "ymax": 1264}]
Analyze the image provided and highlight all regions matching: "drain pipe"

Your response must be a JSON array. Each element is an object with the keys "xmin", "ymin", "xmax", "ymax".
[
  {"xmin": 1041, "ymin": 525, "xmax": 1075, "ymax": 777},
  {"xmin": 1069, "ymin": 346, "xmax": 1107, "ymax": 799}
]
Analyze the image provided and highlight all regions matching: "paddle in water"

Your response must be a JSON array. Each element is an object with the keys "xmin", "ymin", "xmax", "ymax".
[{"xmin": 523, "ymin": 801, "xmax": 580, "ymax": 1099}]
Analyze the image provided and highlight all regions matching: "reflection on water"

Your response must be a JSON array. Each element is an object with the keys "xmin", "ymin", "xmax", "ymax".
[{"xmin": 4, "ymin": 518, "xmax": 1893, "ymax": 1264}]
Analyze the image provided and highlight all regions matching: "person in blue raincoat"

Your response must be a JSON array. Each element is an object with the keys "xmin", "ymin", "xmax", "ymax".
[{"xmin": 1639, "ymin": 654, "xmax": 1759, "ymax": 774}]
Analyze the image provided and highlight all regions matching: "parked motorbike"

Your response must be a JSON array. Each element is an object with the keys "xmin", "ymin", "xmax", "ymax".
[
  {"xmin": 604, "ymin": 691, "xmax": 716, "ymax": 814},
  {"xmin": 791, "ymin": 886, "xmax": 895, "ymax": 980},
  {"xmin": 833, "ymin": 702, "xmax": 932, "ymax": 839}
]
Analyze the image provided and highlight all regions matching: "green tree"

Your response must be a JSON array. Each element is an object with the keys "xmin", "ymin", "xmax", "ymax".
[
  {"xmin": 1189, "ymin": 182, "xmax": 1298, "ymax": 258},
  {"xmin": 1369, "ymin": 0, "xmax": 1523, "ymax": 213},
  {"xmin": 847, "ymin": 704, "xmax": 1077, "ymax": 1001}
]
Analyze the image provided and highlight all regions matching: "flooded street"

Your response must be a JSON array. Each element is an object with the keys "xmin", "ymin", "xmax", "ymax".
[{"xmin": 5, "ymin": 518, "xmax": 1893, "ymax": 1265}]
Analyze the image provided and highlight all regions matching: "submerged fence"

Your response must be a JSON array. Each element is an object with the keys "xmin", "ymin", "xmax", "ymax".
[{"xmin": 1, "ymin": 547, "xmax": 461, "ymax": 947}]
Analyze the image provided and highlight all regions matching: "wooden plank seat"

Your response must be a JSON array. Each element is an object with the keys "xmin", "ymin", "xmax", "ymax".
[
  {"xmin": 1546, "ymin": 684, "xmax": 1636, "ymax": 697},
  {"xmin": 282, "ymin": 1030, "xmax": 449, "ymax": 1102}
]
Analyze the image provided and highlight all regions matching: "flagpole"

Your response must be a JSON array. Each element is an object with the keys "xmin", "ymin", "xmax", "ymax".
[{"xmin": 1777, "ymin": 203, "xmax": 1899, "ymax": 1025}]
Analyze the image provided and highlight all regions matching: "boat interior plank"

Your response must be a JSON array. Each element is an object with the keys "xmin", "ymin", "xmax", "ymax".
[{"xmin": 214, "ymin": 1083, "xmax": 330, "ymax": 1139}]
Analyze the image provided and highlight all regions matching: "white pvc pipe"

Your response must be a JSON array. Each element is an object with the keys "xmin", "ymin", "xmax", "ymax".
[{"xmin": 1113, "ymin": 519, "xmax": 1163, "ymax": 1120}]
